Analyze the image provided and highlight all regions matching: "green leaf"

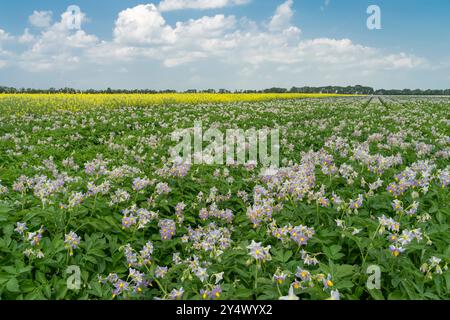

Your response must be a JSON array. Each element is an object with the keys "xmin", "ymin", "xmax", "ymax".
[
  {"xmin": 35, "ymin": 271, "xmax": 47, "ymax": 284},
  {"xmin": 323, "ymin": 245, "xmax": 344, "ymax": 260},
  {"xmin": 335, "ymin": 264, "xmax": 356, "ymax": 279},
  {"xmin": 336, "ymin": 280, "xmax": 354, "ymax": 289},
  {"xmin": 234, "ymin": 288, "xmax": 254, "ymax": 299},
  {"xmin": 283, "ymin": 250, "xmax": 293, "ymax": 263},
  {"xmin": 56, "ymin": 283, "xmax": 68, "ymax": 300},
  {"xmin": 0, "ymin": 204, "xmax": 12, "ymax": 214},
  {"xmin": 42, "ymin": 284, "xmax": 52, "ymax": 299},
  {"xmin": 368, "ymin": 289, "xmax": 385, "ymax": 300},
  {"xmin": 89, "ymin": 280, "xmax": 103, "ymax": 298},
  {"xmin": 445, "ymin": 273, "xmax": 450, "ymax": 293},
  {"xmin": 2, "ymin": 266, "xmax": 16, "ymax": 274},
  {"xmin": 400, "ymin": 280, "xmax": 421, "ymax": 300},
  {"xmin": 388, "ymin": 290, "xmax": 406, "ymax": 300},
  {"xmin": 6, "ymin": 277, "xmax": 20, "ymax": 293}
]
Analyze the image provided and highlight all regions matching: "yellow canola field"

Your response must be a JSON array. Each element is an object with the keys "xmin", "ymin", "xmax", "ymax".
[{"xmin": 0, "ymin": 93, "xmax": 360, "ymax": 114}]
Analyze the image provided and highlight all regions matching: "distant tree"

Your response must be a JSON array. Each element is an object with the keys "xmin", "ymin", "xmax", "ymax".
[{"xmin": 0, "ymin": 84, "xmax": 448, "ymax": 95}]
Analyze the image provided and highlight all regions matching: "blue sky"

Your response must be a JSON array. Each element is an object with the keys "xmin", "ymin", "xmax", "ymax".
[{"xmin": 0, "ymin": 0, "xmax": 449, "ymax": 89}]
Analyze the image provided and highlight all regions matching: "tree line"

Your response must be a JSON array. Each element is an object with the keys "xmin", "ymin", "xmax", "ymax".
[{"xmin": 1, "ymin": 85, "xmax": 449, "ymax": 95}]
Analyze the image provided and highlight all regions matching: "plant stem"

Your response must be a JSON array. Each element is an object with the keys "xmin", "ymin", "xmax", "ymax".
[
  {"xmin": 254, "ymin": 262, "xmax": 259, "ymax": 291},
  {"xmin": 154, "ymin": 278, "xmax": 168, "ymax": 296},
  {"xmin": 276, "ymin": 283, "xmax": 282, "ymax": 297},
  {"xmin": 362, "ymin": 223, "xmax": 381, "ymax": 265}
]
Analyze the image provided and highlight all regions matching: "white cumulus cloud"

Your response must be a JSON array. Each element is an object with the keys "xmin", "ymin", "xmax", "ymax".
[
  {"xmin": 0, "ymin": 0, "xmax": 435, "ymax": 88},
  {"xmin": 268, "ymin": 0, "xmax": 295, "ymax": 31},
  {"xmin": 92, "ymin": 0, "xmax": 426, "ymax": 73},
  {"xmin": 114, "ymin": 4, "xmax": 176, "ymax": 45},
  {"xmin": 19, "ymin": 8, "xmax": 98, "ymax": 72},
  {"xmin": 159, "ymin": 0, "xmax": 251, "ymax": 12},
  {"xmin": 29, "ymin": 10, "xmax": 53, "ymax": 28}
]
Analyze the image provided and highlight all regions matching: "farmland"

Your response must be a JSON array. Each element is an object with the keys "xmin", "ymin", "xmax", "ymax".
[{"xmin": 0, "ymin": 94, "xmax": 449, "ymax": 300}]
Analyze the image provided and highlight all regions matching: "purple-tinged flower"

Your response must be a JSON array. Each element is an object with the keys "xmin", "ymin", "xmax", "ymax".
[
  {"xmin": 169, "ymin": 287, "xmax": 184, "ymax": 300},
  {"xmin": 200, "ymin": 289, "xmax": 210, "ymax": 300},
  {"xmin": 122, "ymin": 215, "xmax": 137, "ymax": 229},
  {"xmin": 274, "ymin": 273, "xmax": 287, "ymax": 284},
  {"xmin": 158, "ymin": 219, "xmax": 176, "ymax": 240},
  {"xmin": 289, "ymin": 225, "xmax": 315, "ymax": 246},
  {"xmin": 209, "ymin": 285, "xmax": 222, "ymax": 299},
  {"xmin": 169, "ymin": 162, "xmax": 191, "ymax": 178},
  {"xmin": 389, "ymin": 245, "xmax": 405, "ymax": 257},
  {"xmin": 132, "ymin": 177, "xmax": 150, "ymax": 191},
  {"xmin": 64, "ymin": 231, "xmax": 81, "ymax": 256},
  {"xmin": 140, "ymin": 241, "xmax": 154, "ymax": 265},
  {"xmin": 410, "ymin": 228, "xmax": 423, "ymax": 241},
  {"xmin": 155, "ymin": 266, "xmax": 168, "ymax": 279},
  {"xmin": 15, "ymin": 222, "xmax": 27, "ymax": 235},
  {"xmin": 387, "ymin": 234, "xmax": 398, "ymax": 242},
  {"xmin": 406, "ymin": 201, "xmax": 419, "ymax": 215},
  {"xmin": 318, "ymin": 197, "xmax": 330, "ymax": 208},
  {"xmin": 129, "ymin": 268, "xmax": 148, "ymax": 292},
  {"xmin": 110, "ymin": 189, "xmax": 130, "ymax": 205},
  {"xmin": 295, "ymin": 268, "xmax": 311, "ymax": 282},
  {"xmin": 438, "ymin": 169, "xmax": 449, "ymax": 188},
  {"xmin": 104, "ymin": 273, "xmax": 119, "ymax": 284},
  {"xmin": 379, "ymin": 215, "xmax": 400, "ymax": 232},
  {"xmin": 199, "ymin": 208, "xmax": 209, "ymax": 220},
  {"xmin": 175, "ymin": 202, "xmax": 186, "ymax": 223},
  {"xmin": 247, "ymin": 240, "xmax": 271, "ymax": 262},
  {"xmin": 68, "ymin": 192, "xmax": 85, "ymax": 208},
  {"xmin": 272, "ymin": 227, "xmax": 288, "ymax": 240},
  {"xmin": 175, "ymin": 202, "xmax": 186, "ymax": 213},
  {"xmin": 323, "ymin": 274, "xmax": 334, "ymax": 290},
  {"xmin": 349, "ymin": 194, "xmax": 363, "ymax": 209},
  {"xmin": 388, "ymin": 219, "xmax": 400, "ymax": 232},
  {"xmin": 112, "ymin": 280, "xmax": 130, "ymax": 297},
  {"xmin": 247, "ymin": 203, "xmax": 272, "ymax": 228},
  {"xmin": 331, "ymin": 192, "xmax": 343, "ymax": 206},
  {"xmin": 124, "ymin": 244, "xmax": 139, "ymax": 267},
  {"xmin": 27, "ymin": 226, "xmax": 44, "ymax": 246},
  {"xmin": 391, "ymin": 200, "xmax": 403, "ymax": 213},
  {"xmin": 155, "ymin": 182, "xmax": 171, "ymax": 195},
  {"xmin": 300, "ymin": 249, "xmax": 319, "ymax": 266},
  {"xmin": 194, "ymin": 267, "xmax": 209, "ymax": 282},
  {"xmin": 292, "ymin": 279, "xmax": 301, "ymax": 290},
  {"xmin": 386, "ymin": 183, "xmax": 399, "ymax": 196},
  {"xmin": 398, "ymin": 230, "xmax": 414, "ymax": 246}
]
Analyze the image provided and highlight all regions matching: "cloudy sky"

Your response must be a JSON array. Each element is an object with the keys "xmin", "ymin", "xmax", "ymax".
[{"xmin": 0, "ymin": 0, "xmax": 449, "ymax": 90}]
